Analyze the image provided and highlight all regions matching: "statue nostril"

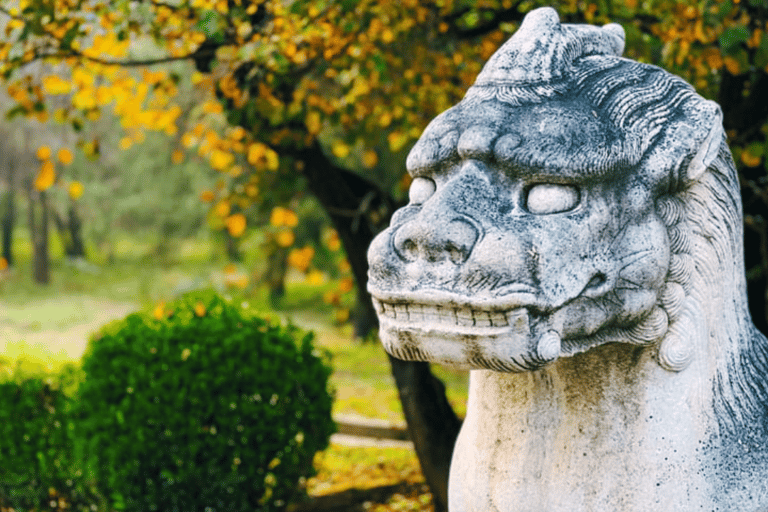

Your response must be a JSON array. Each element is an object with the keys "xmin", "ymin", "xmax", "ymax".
[
  {"xmin": 582, "ymin": 272, "xmax": 610, "ymax": 298},
  {"xmin": 587, "ymin": 273, "xmax": 606, "ymax": 289},
  {"xmin": 401, "ymin": 239, "xmax": 419, "ymax": 261},
  {"xmin": 393, "ymin": 216, "xmax": 479, "ymax": 264},
  {"xmin": 447, "ymin": 243, "xmax": 468, "ymax": 265}
]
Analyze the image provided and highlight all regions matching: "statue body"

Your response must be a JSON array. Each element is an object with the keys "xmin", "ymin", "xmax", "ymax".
[{"xmin": 367, "ymin": 7, "xmax": 768, "ymax": 511}]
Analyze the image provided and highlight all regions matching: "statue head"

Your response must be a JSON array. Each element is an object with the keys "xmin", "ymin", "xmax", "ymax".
[{"xmin": 367, "ymin": 7, "xmax": 730, "ymax": 373}]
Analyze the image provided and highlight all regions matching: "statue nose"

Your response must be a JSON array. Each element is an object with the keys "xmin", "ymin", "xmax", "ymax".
[{"xmin": 393, "ymin": 217, "xmax": 479, "ymax": 264}]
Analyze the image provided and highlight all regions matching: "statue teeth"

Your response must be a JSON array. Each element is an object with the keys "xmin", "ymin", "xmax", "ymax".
[
  {"xmin": 456, "ymin": 308, "xmax": 475, "ymax": 327},
  {"xmin": 489, "ymin": 311, "xmax": 508, "ymax": 327},
  {"xmin": 474, "ymin": 311, "xmax": 492, "ymax": 327},
  {"xmin": 377, "ymin": 300, "xmax": 525, "ymax": 331}
]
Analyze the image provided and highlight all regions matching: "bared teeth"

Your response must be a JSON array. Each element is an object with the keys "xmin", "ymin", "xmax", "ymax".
[
  {"xmin": 456, "ymin": 308, "xmax": 474, "ymax": 327},
  {"xmin": 489, "ymin": 311, "xmax": 508, "ymax": 327},
  {"xmin": 377, "ymin": 300, "xmax": 518, "ymax": 330},
  {"xmin": 474, "ymin": 311, "xmax": 492, "ymax": 327},
  {"xmin": 394, "ymin": 304, "xmax": 409, "ymax": 320}
]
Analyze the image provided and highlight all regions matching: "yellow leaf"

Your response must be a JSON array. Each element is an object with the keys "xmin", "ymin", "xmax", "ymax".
[
  {"xmin": 172, "ymin": 150, "xmax": 185, "ymax": 164},
  {"xmin": 741, "ymin": 150, "xmax": 762, "ymax": 168},
  {"xmin": 36, "ymin": 146, "xmax": 51, "ymax": 161},
  {"xmin": 265, "ymin": 149, "xmax": 279, "ymax": 171},
  {"xmin": 182, "ymin": 133, "xmax": 197, "ymax": 148},
  {"xmin": 723, "ymin": 56, "xmax": 740, "ymax": 75},
  {"xmin": 210, "ymin": 149, "xmax": 234, "ymax": 171},
  {"xmin": 119, "ymin": 137, "xmax": 132, "ymax": 150},
  {"xmin": 339, "ymin": 277, "xmax": 354, "ymax": 293},
  {"xmin": 335, "ymin": 308, "xmax": 350, "ymax": 323},
  {"xmin": 332, "ymin": 140, "xmax": 350, "ymax": 158},
  {"xmin": 202, "ymin": 100, "xmax": 223, "ymax": 114},
  {"xmin": 226, "ymin": 213, "xmax": 247, "ymax": 237},
  {"xmin": 287, "ymin": 246, "xmax": 315, "ymax": 272},
  {"xmin": 153, "ymin": 302, "xmax": 166, "ymax": 320},
  {"xmin": 200, "ymin": 190, "xmax": 215, "ymax": 203},
  {"xmin": 245, "ymin": 184, "xmax": 259, "ymax": 197},
  {"xmin": 284, "ymin": 209, "xmax": 298, "ymax": 227},
  {"xmin": 42, "ymin": 75, "xmax": 72, "ymax": 95},
  {"xmin": 247, "ymin": 143, "xmax": 266, "ymax": 165},
  {"xmin": 326, "ymin": 230, "xmax": 341, "ymax": 251},
  {"xmin": 270, "ymin": 206, "xmax": 298, "ymax": 227},
  {"xmin": 181, "ymin": 348, "xmax": 192, "ymax": 360},
  {"xmin": 68, "ymin": 181, "xmax": 84, "ymax": 200},
  {"xmin": 388, "ymin": 132, "xmax": 409, "ymax": 152},
  {"xmin": 323, "ymin": 291, "xmax": 340, "ymax": 305},
  {"xmin": 362, "ymin": 149, "xmax": 378, "ymax": 168},
  {"xmin": 194, "ymin": 301, "xmax": 206, "ymax": 317},
  {"xmin": 57, "ymin": 148, "xmax": 74, "ymax": 165},
  {"xmin": 307, "ymin": 269, "xmax": 324, "ymax": 286},
  {"xmin": 276, "ymin": 230, "xmax": 295, "ymax": 247},
  {"xmin": 215, "ymin": 200, "xmax": 231, "ymax": 218},
  {"xmin": 0, "ymin": 257, "xmax": 7, "ymax": 271},
  {"xmin": 306, "ymin": 111, "xmax": 322, "ymax": 135},
  {"xmin": 34, "ymin": 161, "xmax": 56, "ymax": 191}
]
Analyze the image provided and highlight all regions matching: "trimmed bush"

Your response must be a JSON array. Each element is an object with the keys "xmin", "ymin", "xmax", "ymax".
[
  {"xmin": 0, "ymin": 365, "xmax": 91, "ymax": 511},
  {"xmin": 75, "ymin": 290, "xmax": 335, "ymax": 512}
]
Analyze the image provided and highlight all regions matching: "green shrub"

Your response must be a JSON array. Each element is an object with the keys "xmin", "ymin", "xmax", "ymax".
[
  {"xmin": 0, "ymin": 365, "xmax": 92, "ymax": 511},
  {"xmin": 75, "ymin": 290, "xmax": 335, "ymax": 512}
]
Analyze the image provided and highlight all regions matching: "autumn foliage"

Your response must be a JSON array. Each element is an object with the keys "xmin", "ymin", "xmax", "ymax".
[{"xmin": 1, "ymin": 1, "xmax": 766, "ymax": 321}]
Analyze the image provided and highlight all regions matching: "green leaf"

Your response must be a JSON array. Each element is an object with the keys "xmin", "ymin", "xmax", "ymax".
[{"xmin": 719, "ymin": 25, "xmax": 750, "ymax": 55}]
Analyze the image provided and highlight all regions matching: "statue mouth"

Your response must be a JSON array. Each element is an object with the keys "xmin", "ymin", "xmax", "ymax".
[
  {"xmin": 372, "ymin": 297, "xmax": 529, "ymax": 333},
  {"xmin": 369, "ymin": 288, "xmax": 562, "ymax": 371}
]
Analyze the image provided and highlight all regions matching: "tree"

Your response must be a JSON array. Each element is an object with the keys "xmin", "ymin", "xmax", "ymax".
[{"xmin": 2, "ymin": 0, "xmax": 767, "ymax": 508}]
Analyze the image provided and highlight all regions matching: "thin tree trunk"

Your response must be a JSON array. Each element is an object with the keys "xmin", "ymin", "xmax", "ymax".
[
  {"xmin": 68, "ymin": 204, "xmax": 85, "ymax": 258},
  {"xmin": 225, "ymin": 231, "xmax": 241, "ymax": 262},
  {"xmin": 388, "ymin": 356, "xmax": 461, "ymax": 512},
  {"xmin": 28, "ymin": 188, "xmax": 50, "ymax": 285},
  {"xmin": 52, "ymin": 207, "xmax": 72, "ymax": 256},
  {"xmin": 298, "ymin": 143, "xmax": 459, "ymax": 512},
  {"xmin": 264, "ymin": 244, "xmax": 288, "ymax": 305},
  {"xmin": 2, "ymin": 189, "xmax": 14, "ymax": 266}
]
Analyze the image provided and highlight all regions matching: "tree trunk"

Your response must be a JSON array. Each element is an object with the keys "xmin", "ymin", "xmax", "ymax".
[
  {"xmin": 28, "ymin": 189, "xmax": 50, "ymax": 285},
  {"xmin": 1, "ymin": 189, "xmax": 14, "ymax": 266},
  {"xmin": 225, "ymin": 231, "xmax": 241, "ymax": 262},
  {"xmin": 68, "ymin": 204, "xmax": 85, "ymax": 258},
  {"xmin": 388, "ymin": 357, "xmax": 462, "ymax": 512},
  {"xmin": 298, "ymin": 143, "xmax": 459, "ymax": 512},
  {"xmin": 265, "ymin": 243, "xmax": 289, "ymax": 305}
]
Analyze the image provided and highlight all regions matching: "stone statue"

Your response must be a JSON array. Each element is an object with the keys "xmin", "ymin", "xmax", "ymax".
[{"xmin": 367, "ymin": 7, "xmax": 768, "ymax": 511}]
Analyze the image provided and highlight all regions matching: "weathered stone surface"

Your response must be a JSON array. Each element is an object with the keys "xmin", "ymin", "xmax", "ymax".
[{"xmin": 367, "ymin": 7, "xmax": 768, "ymax": 511}]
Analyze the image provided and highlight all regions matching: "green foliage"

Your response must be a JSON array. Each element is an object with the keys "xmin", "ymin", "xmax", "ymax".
[
  {"xmin": 75, "ymin": 290, "xmax": 335, "ymax": 512},
  {"xmin": 0, "ymin": 366, "xmax": 92, "ymax": 511}
]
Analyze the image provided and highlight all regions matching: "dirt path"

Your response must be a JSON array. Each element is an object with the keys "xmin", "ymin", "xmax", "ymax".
[{"xmin": 0, "ymin": 296, "xmax": 139, "ymax": 362}]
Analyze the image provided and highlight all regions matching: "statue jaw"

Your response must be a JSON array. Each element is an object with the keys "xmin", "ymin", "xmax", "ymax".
[{"xmin": 370, "ymin": 285, "xmax": 634, "ymax": 371}]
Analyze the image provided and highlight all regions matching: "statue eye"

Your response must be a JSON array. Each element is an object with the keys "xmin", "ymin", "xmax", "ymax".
[
  {"xmin": 408, "ymin": 177, "xmax": 436, "ymax": 205},
  {"xmin": 525, "ymin": 184, "xmax": 580, "ymax": 214}
]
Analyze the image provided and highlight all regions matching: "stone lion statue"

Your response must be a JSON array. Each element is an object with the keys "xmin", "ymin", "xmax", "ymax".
[{"xmin": 367, "ymin": 7, "xmax": 768, "ymax": 511}]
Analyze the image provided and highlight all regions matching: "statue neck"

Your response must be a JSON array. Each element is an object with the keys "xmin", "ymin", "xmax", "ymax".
[{"xmin": 451, "ymin": 333, "xmax": 768, "ymax": 511}]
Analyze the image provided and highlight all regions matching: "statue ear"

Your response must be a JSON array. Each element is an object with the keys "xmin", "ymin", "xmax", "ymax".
[
  {"xmin": 641, "ymin": 99, "xmax": 724, "ymax": 190},
  {"xmin": 685, "ymin": 100, "xmax": 723, "ymax": 182}
]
